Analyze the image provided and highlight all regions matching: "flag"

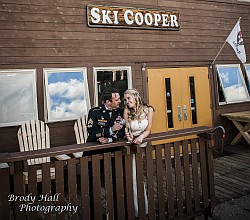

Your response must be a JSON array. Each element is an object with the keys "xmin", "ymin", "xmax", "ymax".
[{"xmin": 226, "ymin": 18, "xmax": 246, "ymax": 63}]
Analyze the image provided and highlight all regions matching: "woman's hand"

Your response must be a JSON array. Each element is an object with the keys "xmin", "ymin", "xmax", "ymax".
[
  {"xmin": 133, "ymin": 135, "xmax": 143, "ymax": 144},
  {"xmin": 125, "ymin": 129, "xmax": 133, "ymax": 142}
]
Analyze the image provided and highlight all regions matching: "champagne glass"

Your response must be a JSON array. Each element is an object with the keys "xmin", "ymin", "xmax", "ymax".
[{"xmin": 113, "ymin": 116, "xmax": 125, "ymax": 139}]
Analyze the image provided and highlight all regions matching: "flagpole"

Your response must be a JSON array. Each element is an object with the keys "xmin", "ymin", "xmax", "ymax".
[
  {"xmin": 211, "ymin": 41, "xmax": 227, "ymax": 65},
  {"xmin": 210, "ymin": 17, "xmax": 242, "ymax": 66}
]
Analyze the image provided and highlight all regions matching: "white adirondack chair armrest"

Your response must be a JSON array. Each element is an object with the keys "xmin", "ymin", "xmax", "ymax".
[
  {"xmin": 0, "ymin": 162, "xmax": 9, "ymax": 169},
  {"xmin": 54, "ymin": 154, "xmax": 71, "ymax": 160},
  {"xmin": 72, "ymin": 152, "xmax": 83, "ymax": 158}
]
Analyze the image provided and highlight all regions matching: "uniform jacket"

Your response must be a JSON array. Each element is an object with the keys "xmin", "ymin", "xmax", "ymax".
[{"xmin": 86, "ymin": 104, "xmax": 125, "ymax": 142}]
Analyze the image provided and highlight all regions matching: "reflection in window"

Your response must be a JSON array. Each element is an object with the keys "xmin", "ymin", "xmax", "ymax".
[
  {"xmin": 244, "ymin": 64, "xmax": 250, "ymax": 93},
  {"xmin": 93, "ymin": 67, "xmax": 132, "ymax": 106},
  {"xmin": 189, "ymin": 77, "xmax": 197, "ymax": 124},
  {"xmin": 0, "ymin": 69, "xmax": 38, "ymax": 127},
  {"xmin": 217, "ymin": 74, "xmax": 226, "ymax": 103},
  {"xmin": 165, "ymin": 78, "xmax": 173, "ymax": 128},
  {"xmin": 216, "ymin": 64, "xmax": 250, "ymax": 104},
  {"xmin": 44, "ymin": 68, "xmax": 90, "ymax": 122}
]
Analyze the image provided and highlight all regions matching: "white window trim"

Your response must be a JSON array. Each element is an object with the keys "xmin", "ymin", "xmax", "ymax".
[
  {"xmin": 238, "ymin": 0, "xmax": 250, "ymax": 2},
  {"xmin": 43, "ymin": 67, "xmax": 90, "ymax": 123},
  {"xmin": 93, "ymin": 66, "xmax": 133, "ymax": 107},
  {"xmin": 216, "ymin": 64, "xmax": 250, "ymax": 105},
  {"xmin": 244, "ymin": 63, "xmax": 250, "ymax": 82},
  {"xmin": 0, "ymin": 69, "xmax": 38, "ymax": 127}
]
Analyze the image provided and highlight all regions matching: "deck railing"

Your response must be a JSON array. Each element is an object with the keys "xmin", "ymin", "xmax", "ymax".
[{"xmin": 0, "ymin": 126, "xmax": 215, "ymax": 220}]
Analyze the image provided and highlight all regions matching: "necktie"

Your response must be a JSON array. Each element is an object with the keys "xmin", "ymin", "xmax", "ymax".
[{"xmin": 106, "ymin": 109, "xmax": 112, "ymax": 118}]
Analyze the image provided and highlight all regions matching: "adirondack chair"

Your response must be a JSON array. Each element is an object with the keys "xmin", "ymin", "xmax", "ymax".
[
  {"xmin": 0, "ymin": 163, "xmax": 9, "ymax": 169},
  {"xmin": 73, "ymin": 114, "xmax": 88, "ymax": 158},
  {"xmin": 17, "ymin": 120, "xmax": 71, "ymax": 183}
]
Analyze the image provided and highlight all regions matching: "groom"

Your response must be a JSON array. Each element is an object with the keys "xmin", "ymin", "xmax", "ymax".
[
  {"xmin": 86, "ymin": 87, "xmax": 125, "ymax": 143},
  {"xmin": 86, "ymin": 87, "xmax": 125, "ymax": 219}
]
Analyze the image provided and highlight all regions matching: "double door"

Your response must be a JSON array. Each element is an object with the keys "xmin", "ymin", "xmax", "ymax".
[{"xmin": 147, "ymin": 67, "xmax": 212, "ymax": 141}]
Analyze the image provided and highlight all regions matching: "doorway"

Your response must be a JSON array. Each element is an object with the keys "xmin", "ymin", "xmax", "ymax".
[{"xmin": 147, "ymin": 67, "xmax": 212, "ymax": 142}]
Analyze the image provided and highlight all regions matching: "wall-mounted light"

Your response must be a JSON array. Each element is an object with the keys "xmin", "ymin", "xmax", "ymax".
[{"xmin": 141, "ymin": 63, "xmax": 146, "ymax": 71}]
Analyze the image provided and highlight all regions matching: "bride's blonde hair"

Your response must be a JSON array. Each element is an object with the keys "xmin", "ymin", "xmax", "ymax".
[{"xmin": 124, "ymin": 88, "xmax": 153, "ymax": 122}]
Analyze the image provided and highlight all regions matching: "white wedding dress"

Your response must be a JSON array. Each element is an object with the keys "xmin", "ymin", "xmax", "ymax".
[{"xmin": 129, "ymin": 109, "xmax": 149, "ymax": 217}]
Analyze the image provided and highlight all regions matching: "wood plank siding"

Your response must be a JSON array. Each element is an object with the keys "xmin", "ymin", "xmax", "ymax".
[{"xmin": 1, "ymin": 0, "xmax": 250, "ymax": 152}]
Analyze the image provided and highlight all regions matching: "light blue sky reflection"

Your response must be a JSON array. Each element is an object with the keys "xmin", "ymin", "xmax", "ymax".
[
  {"xmin": 217, "ymin": 66, "xmax": 249, "ymax": 102},
  {"xmin": 47, "ymin": 71, "xmax": 87, "ymax": 120},
  {"xmin": 0, "ymin": 72, "xmax": 35, "ymax": 124}
]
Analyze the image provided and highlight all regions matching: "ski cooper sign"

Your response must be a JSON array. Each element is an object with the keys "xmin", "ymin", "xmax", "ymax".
[{"xmin": 87, "ymin": 5, "xmax": 180, "ymax": 30}]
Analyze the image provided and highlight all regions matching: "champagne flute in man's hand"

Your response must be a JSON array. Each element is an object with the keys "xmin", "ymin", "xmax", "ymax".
[{"xmin": 113, "ymin": 116, "xmax": 125, "ymax": 139}]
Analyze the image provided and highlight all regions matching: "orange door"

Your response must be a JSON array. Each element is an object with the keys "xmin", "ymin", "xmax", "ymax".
[{"xmin": 147, "ymin": 67, "xmax": 212, "ymax": 143}]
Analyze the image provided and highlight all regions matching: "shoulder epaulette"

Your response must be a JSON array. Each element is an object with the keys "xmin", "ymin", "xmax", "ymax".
[{"xmin": 91, "ymin": 106, "xmax": 102, "ymax": 111}]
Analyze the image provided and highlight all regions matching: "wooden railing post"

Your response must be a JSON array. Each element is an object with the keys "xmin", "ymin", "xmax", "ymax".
[
  {"xmin": 13, "ymin": 161, "xmax": 26, "ymax": 220},
  {"xmin": 0, "ymin": 166, "xmax": 11, "ymax": 220}
]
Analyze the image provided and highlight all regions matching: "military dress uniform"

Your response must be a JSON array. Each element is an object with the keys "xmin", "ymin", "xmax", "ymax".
[
  {"xmin": 86, "ymin": 104, "xmax": 124, "ymax": 219},
  {"xmin": 86, "ymin": 104, "xmax": 125, "ymax": 142}
]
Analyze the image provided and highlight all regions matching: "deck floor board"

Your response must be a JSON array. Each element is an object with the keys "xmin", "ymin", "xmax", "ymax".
[{"xmin": 213, "ymin": 144, "xmax": 250, "ymax": 204}]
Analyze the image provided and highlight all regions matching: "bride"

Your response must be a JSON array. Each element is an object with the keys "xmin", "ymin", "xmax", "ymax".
[{"xmin": 123, "ymin": 88, "xmax": 154, "ymax": 217}]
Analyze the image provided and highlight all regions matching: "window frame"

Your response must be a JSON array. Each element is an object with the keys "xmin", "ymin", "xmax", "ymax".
[
  {"xmin": 237, "ymin": 0, "xmax": 250, "ymax": 3},
  {"xmin": 43, "ymin": 67, "xmax": 90, "ymax": 123},
  {"xmin": 216, "ymin": 64, "xmax": 250, "ymax": 105},
  {"xmin": 0, "ymin": 69, "xmax": 38, "ymax": 127},
  {"xmin": 244, "ymin": 63, "xmax": 250, "ymax": 91},
  {"xmin": 93, "ymin": 66, "xmax": 133, "ymax": 107}
]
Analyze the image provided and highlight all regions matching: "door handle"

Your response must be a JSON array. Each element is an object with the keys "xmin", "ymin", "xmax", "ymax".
[
  {"xmin": 178, "ymin": 106, "xmax": 182, "ymax": 121},
  {"xmin": 183, "ymin": 105, "xmax": 188, "ymax": 120}
]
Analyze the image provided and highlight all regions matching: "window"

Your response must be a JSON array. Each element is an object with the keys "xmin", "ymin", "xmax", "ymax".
[
  {"xmin": 44, "ymin": 68, "xmax": 90, "ymax": 122},
  {"xmin": 93, "ymin": 66, "xmax": 132, "ymax": 106},
  {"xmin": 189, "ymin": 76, "xmax": 198, "ymax": 124},
  {"xmin": 165, "ymin": 78, "xmax": 173, "ymax": 128},
  {"xmin": 244, "ymin": 64, "xmax": 250, "ymax": 92},
  {"xmin": 0, "ymin": 69, "xmax": 38, "ymax": 127},
  {"xmin": 216, "ymin": 64, "xmax": 250, "ymax": 104}
]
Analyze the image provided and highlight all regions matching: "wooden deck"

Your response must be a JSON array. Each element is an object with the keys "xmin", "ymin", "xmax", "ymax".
[{"xmin": 213, "ymin": 144, "xmax": 250, "ymax": 205}]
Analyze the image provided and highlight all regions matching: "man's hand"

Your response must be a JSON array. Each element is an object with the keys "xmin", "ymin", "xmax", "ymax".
[
  {"xmin": 112, "ymin": 123, "xmax": 123, "ymax": 132},
  {"xmin": 98, "ymin": 137, "xmax": 109, "ymax": 144}
]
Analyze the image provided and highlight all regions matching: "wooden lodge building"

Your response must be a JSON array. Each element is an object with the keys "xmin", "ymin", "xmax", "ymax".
[
  {"xmin": 1, "ymin": 1, "xmax": 250, "ymax": 220},
  {"xmin": 1, "ymin": 0, "xmax": 250, "ymax": 151}
]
